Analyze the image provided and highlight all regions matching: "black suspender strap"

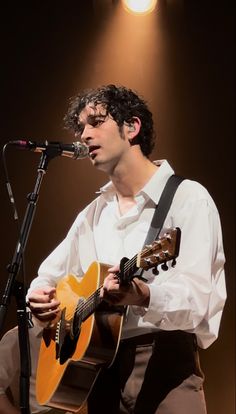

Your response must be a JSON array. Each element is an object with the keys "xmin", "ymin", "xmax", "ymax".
[{"xmin": 143, "ymin": 174, "xmax": 185, "ymax": 246}]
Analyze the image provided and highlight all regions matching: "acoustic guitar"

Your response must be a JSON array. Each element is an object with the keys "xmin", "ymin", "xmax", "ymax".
[{"xmin": 36, "ymin": 227, "xmax": 181, "ymax": 412}]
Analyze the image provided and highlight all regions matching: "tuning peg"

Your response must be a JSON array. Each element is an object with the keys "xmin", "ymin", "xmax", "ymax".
[
  {"xmin": 172, "ymin": 258, "xmax": 176, "ymax": 267},
  {"xmin": 161, "ymin": 262, "xmax": 168, "ymax": 271},
  {"xmin": 152, "ymin": 266, "xmax": 159, "ymax": 275},
  {"xmin": 144, "ymin": 258, "xmax": 152, "ymax": 265}
]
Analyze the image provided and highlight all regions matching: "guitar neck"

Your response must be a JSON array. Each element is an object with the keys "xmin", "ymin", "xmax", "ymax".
[
  {"xmin": 118, "ymin": 254, "xmax": 139, "ymax": 285},
  {"xmin": 75, "ymin": 287, "xmax": 103, "ymax": 323},
  {"xmin": 75, "ymin": 255, "xmax": 138, "ymax": 322}
]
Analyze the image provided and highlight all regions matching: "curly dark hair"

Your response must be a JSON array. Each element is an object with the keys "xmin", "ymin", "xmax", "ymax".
[{"xmin": 64, "ymin": 84, "xmax": 155, "ymax": 157}]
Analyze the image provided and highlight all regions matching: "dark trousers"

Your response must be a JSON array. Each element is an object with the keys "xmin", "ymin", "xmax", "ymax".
[{"xmin": 87, "ymin": 331, "xmax": 207, "ymax": 414}]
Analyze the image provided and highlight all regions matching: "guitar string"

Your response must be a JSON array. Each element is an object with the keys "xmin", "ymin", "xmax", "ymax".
[
  {"xmin": 76, "ymin": 239, "xmax": 170, "ymax": 319},
  {"xmin": 63, "ymin": 287, "xmax": 102, "ymax": 321},
  {"xmin": 63, "ymin": 240, "xmax": 169, "ymax": 321},
  {"xmin": 65, "ymin": 254, "xmax": 139, "ymax": 321},
  {"xmin": 59, "ymin": 235, "xmax": 174, "ymax": 331},
  {"xmin": 63, "ymin": 243, "xmax": 163, "ymax": 321}
]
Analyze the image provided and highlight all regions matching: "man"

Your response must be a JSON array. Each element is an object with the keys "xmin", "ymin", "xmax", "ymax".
[{"xmin": 27, "ymin": 84, "xmax": 226, "ymax": 413}]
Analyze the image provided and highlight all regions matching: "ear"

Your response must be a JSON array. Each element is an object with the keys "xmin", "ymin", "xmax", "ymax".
[{"xmin": 125, "ymin": 117, "xmax": 141, "ymax": 142}]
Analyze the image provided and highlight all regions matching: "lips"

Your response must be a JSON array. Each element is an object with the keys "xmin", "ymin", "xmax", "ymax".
[{"xmin": 88, "ymin": 145, "xmax": 100, "ymax": 158}]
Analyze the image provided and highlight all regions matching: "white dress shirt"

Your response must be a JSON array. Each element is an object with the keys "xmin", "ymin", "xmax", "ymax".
[{"xmin": 28, "ymin": 160, "xmax": 226, "ymax": 349}]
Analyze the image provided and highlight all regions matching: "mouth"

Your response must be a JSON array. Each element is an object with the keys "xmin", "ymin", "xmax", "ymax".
[{"xmin": 88, "ymin": 145, "xmax": 100, "ymax": 159}]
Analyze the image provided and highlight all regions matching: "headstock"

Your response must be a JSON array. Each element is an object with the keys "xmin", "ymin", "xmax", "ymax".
[{"xmin": 137, "ymin": 227, "xmax": 181, "ymax": 273}]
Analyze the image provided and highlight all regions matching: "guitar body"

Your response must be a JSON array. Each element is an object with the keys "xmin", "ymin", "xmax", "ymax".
[{"xmin": 36, "ymin": 261, "xmax": 124, "ymax": 407}]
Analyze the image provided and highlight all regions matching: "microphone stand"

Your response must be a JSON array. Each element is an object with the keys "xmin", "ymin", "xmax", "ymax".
[{"xmin": 0, "ymin": 147, "xmax": 61, "ymax": 414}]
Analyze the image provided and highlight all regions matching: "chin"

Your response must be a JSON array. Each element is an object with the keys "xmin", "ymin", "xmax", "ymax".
[
  {"xmin": 92, "ymin": 158, "xmax": 112, "ymax": 174},
  {"xmin": 91, "ymin": 156, "xmax": 104, "ymax": 167}
]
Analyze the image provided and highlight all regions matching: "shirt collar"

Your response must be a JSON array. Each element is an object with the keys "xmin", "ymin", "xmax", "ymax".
[
  {"xmin": 140, "ymin": 160, "xmax": 175, "ymax": 204},
  {"xmin": 97, "ymin": 160, "xmax": 175, "ymax": 205}
]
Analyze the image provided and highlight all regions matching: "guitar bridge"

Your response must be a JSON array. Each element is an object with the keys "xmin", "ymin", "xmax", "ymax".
[
  {"xmin": 55, "ymin": 308, "xmax": 68, "ymax": 360},
  {"xmin": 55, "ymin": 308, "xmax": 78, "ymax": 364}
]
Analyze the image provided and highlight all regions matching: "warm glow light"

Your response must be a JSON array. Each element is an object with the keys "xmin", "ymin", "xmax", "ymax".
[{"xmin": 122, "ymin": 0, "xmax": 157, "ymax": 15}]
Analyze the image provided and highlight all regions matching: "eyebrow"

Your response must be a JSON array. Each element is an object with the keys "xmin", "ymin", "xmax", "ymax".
[
  {"xmin": 88, "ymin": 113, "xmax": 107, "ymax": 121},
  {"xmin": 76, "ymin": 113, "xmax": 107, "ymax": 134},
  {"xmin": 77, "ymin": 113, "xmax": 107, "ymax": 128}
]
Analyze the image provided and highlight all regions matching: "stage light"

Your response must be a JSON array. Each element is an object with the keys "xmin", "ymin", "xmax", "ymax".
[{"xmin": 122, "ymin": 0, "xmax": 157, "ymax": 15}]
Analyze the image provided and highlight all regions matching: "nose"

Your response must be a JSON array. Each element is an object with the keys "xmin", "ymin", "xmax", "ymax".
[{"xmin": 80, "ymin": 124, "xmax": 94, "ymax": 144}]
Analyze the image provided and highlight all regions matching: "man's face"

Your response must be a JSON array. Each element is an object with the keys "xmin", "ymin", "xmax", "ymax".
[{"xmin": 76, "ymin": 103, "xmax": 131, "ymax": 173}]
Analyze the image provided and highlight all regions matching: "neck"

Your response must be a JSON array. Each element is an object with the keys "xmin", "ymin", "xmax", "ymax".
[{"xmin": 109, "ymin": 150, "xmax": 158, "ymax": 198}]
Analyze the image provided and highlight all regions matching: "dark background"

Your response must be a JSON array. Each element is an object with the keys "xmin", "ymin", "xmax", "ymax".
[{"xmin": 0, "ymin": 1, "xmax": 235, "ymax": 413}]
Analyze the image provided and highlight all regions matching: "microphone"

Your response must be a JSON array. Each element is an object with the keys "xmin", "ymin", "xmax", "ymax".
[{"xmin": 7, "ymin": 140, "xmax": 89, "ymax": 160}]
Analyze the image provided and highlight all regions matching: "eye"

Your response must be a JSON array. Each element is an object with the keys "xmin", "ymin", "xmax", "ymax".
[
  {"xmin": 89, "ymin": 116, "xmax": 106, "ymax": 127},
  {"xmin": 96, "ymin": 119, "xmax": 105, "ymax": 126},
  {"xmin": 75, "ymin": 124, "xmax": 85, "ymax": 136}
]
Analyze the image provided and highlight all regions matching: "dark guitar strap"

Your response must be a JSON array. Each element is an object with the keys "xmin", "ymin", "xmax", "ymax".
[
  {"xmin": 143, "ymin": 174, "xmax": 185, "ymax": 246},
  {"xmin": 120, "ymin": 174, "xmax": 185, "ymax": 283},
  {"xmin": 134, "ymin": 174, "xmax": 185, "ymax": 279}
]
